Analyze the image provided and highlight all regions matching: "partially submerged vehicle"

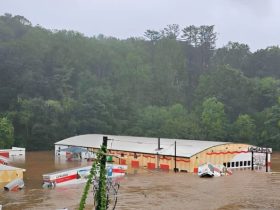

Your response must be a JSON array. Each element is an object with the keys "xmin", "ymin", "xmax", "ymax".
[
  {"xmin": 198, "ymin": 163, "xmax": 232, "ymax": 177},
  {"xmin": 0, "ymin": 147, "xmax": 25, "ymax": 158},
  {"xmin": 0, "ymin": 147, "xmax": 26, "ymax": 164},
  {"xmin": 42, "ymin": 164, "xmax": 127, "ymax": 188},
  {"xmin": 198, "ymin": 163, "xmax": 215, "ymax": 177}
]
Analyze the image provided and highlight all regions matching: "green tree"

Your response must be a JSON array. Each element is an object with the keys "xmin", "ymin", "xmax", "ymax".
[
  {"xmin": 253, "ymin": 77, "xmax": 280, "ymax": 111},
  {"xmin": 201, "ymin": 97, "xmax": 228, "ymax": 140},
  {"xmin": 161, "ymin": 24, "xmax": 180, "ymax": 39},
  {"xmin": 150, "ymin": 38, "xmax": 187, "ymax": 106},
  {"xmin": 181, "ymin": 25, "xmax": 217, "ymax": 106},
  {"xmin": 2, "ymin": 14, "xmax": 280, "ymax": 150},
  {"xmin": 0, "ymin": 117, "xmax": 14, "ymax": 148},
  {"xmin": 232, "ymin": 114, "xmax": 256, "ymax": 143},
  {"xmin": 160, "ymin": 104, "xmax": 201, "ymax": 139},
  {"xmin": 182, "ymin": 25, "xmax": 216, "ymax": 49},
  {"xmin": 144, "ymin": 29, "xmax": 162, "ymax": 43},
  {"xmin": 195, "ymin": 65, "xmax": 256, "ymax": 119},
  {"xmin": 211, "ymin": 42, "xmax": 251, "ymax": 70},
  {"xmin": 258, "ymin": 98, "xmax": 280, "ymax": 150},
  {"xmin": 132, "ymin": 106, "xmax": 169, "ymax": 137},
  {"xmin": 243, "ymin": 46, "xmax": 280, "ymax": 78},
  {"xmin": 181, "ymin": 25, "xmax": 199, "ymax": 47}
]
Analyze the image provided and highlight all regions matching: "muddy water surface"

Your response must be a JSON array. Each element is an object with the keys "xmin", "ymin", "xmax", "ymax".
[{"xmin": 1, "ymin": 151, "xmax": 280, "ymax": 210}]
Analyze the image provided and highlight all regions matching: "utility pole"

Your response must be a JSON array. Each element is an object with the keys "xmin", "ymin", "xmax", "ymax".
[
  {"xmin": 251, "ymin": 150, "xmax": 254, "ymax": 171},
  {"xmin": 156, "ymin": 152, "xmax": 159, "ymax": 169},
  {"xmin": 96, "ymin": 136, "xmax": 108, "ymax": 210},
  {"xmin": 265, "ymin": 149, "xmax": 268, "ymax": 172},
  {"xmin": 174, "ymin": 141, "xmax": 178, "ymax": 173}
]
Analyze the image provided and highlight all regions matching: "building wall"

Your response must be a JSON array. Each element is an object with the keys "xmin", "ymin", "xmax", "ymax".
[
  {"xmin": 189, "ymin": 143, "xmax": 255, "ymax": 172},
  {"xmin": 108, "ymin": 150, "xmax": 190, "ymax": 172},
  {"xmin": 56, "ymin": 143, "xmax": 270, "ymax": 173},
  {"xmin": 108, "ymin": 143, "xmax": 257, "ymax": 173}
]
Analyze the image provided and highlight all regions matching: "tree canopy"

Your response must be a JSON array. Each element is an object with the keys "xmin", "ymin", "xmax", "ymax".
[{"xmin": 1, "ymin": 14, "xmax": 280, "ymax": 150}]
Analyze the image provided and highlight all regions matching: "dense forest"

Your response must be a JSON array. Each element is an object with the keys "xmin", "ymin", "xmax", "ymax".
[{"xmin": 0, "ymin": 14, "xmax": 280, "ymax": 151}]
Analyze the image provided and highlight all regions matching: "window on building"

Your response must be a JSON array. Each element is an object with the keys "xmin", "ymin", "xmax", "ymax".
[
  {"xmin": 244, "ymin": 161, "xmax": 247, "ymax": 166},
  {"xmin": 223, "ymin": 163, "xmax": 226, "ymax": 167},
  {"xmin": 236, "ymin": 162, "xmax": 239, "ymax": 167},
  {"xmin": 227, "ymin": 162, "xmax": 230, "ymax": 168},
  {"xmin": 231, "ymin": 162, "xmax": 235, "ymax": 167},
  {"xmin": 248, "ymin": 161, "xmax": 251, "ymax": 166},
  {"xmin": 121, "ymin": 153, "xmax": 124, "ymax": 157},
  {"xmin": 134, "ymin": 152, "xmax": 137, "ymax": 159},
  {"xmin": 240, "ymin": 161, "xmax": 243, "ymax": 167}
]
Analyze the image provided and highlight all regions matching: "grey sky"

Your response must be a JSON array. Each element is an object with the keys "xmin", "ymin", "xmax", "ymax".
[{"xmin": 1, "ymin": 0, "xmax": 279, "ymax": 51}]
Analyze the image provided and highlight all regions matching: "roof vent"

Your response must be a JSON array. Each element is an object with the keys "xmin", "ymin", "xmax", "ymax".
[{"xmin": 156, "ymin": 137, "xmax": 163, "ymax": 150}]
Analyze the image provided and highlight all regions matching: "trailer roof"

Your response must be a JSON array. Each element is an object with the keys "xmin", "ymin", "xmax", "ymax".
[
  {"xmin": 55, "ymin": 134, "xmax": 231, "ymax": 158},
  {"xmin": 0, "ymin": 165, "xmax": 26, "ymax": 172}
]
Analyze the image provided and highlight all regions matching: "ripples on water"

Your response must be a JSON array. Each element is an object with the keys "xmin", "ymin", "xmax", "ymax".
[{"xmin": 1, "ymin": 152, "xmax": 280, "ymax": 210}]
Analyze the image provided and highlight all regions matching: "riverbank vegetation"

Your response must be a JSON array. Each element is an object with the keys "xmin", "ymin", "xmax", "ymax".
[{"xmin": 0, "ymin": 14, "xmax": 280, "ymax": 150}]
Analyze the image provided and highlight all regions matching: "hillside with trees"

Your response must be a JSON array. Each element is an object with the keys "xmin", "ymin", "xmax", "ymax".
[{"xmin": 0, "ymin": 14, "xmax": 280, "ymax": 150}]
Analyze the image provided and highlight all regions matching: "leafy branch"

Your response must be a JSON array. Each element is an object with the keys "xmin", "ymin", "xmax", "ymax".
[{"xmin": 79, "ymin": 145, "xmax": 108, "ymax": 210}]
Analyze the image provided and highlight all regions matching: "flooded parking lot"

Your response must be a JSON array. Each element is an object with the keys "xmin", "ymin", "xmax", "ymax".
[{"xmin": 1, "ymin": 151, "xmax": 280, "ymax": 210}]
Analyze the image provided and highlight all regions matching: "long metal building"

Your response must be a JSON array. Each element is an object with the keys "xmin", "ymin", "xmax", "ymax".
[{"xmin": 54, "ymin": 134, "xmax": 272, "ymax": 173}]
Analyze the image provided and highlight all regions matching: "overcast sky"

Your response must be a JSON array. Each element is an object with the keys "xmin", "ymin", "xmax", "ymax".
[{"xmin": 1, "ymin": 0, "xmax": 280, "ymax": 51}]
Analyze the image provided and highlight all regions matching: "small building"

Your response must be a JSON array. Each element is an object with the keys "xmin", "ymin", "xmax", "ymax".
[
  {"xmin": 0, "ymin": 165, "xmax": 26, "ymax": 183},
  {"xmin": 55, "ymin": 134, "xmax": 272, "ymax": 173}
]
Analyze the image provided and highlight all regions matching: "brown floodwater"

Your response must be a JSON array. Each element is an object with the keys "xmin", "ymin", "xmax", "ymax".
[{"xmin": 1, "ymin": 151, "xmax": 280, "ymax": 210}]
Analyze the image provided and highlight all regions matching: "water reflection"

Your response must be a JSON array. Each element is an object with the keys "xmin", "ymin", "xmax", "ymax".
[{"xmin": 0, "ymin": 151, "xmax": 280, "ymax": 210}]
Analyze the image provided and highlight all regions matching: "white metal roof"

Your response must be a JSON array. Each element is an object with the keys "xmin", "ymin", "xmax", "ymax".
[
  {"xmin": 0, "ymin": 165, "xmax": 26, "ymax": 172},
  {"xmin": 55, "ymin": 134, "xmax": 230, "ymax": 158}
]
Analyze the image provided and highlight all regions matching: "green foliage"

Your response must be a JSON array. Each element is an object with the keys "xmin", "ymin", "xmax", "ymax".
[
  {"xmin": 79, "ymin": 145, "xmax": 107, "ymax": 210},
  {"xmin": 253, "ymin": 77, "xmax": 280, "ymax": 111},
  {"xmin": 144, "ymin": 30, "xmax": 161, "ymax": 42},
  {"xmin": 95, "ymin": 145, "xmax": 108, "ymax": 210},
  {"xmin": 243, "ymin": 46, "xmax": 280, "ymax": 78},
  {"xmin": 161, "ymin": 24, "xmax": 180, "ymax": 39},
  {"xmin": 127, "ymin": 104, "xmax": 202, "ymax": 140},
  {"xmin": 195, "ymin": 65, "xmax": 256, "ymax": 119},
  {"xmin": 201, "ymin": 97, "xmax": 228, "ymax": 140},
  {"xmin": 79, "ymin": 161, "xmax": 96, "ymax": 210},
  {"xmin": 232, "ymin": 114, "xmax": 256, "ymax": 142},
  {"xmin": 1, "ymin": 14, "xmax": 280, "ymax": 150},
  {"xmin": 0, "ymin": 117, "xmax": 14, "ymax": 148},
  {"xmin": 212, "ymin": 42, "xmax": 250, "ymax": 70},
  {"xmin": 259, "ymin": 99, "xmax": 280, "ymax": 150},
  {"xmin": 182, "ymin": 25, "xmax": 216, "ymax": 49}
]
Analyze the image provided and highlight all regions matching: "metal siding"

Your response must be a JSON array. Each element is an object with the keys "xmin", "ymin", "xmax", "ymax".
[
  {"xmin": 55, "ymin": 135, "xmax": 254, "ymax": 172},
  {"xmin": 55, "ymin": 134, "xmax": 231, "ymax": 158}
]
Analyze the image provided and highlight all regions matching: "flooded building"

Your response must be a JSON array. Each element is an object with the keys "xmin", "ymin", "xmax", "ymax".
[{"xmin": 54, "ymin": 134, "xmax": 272, "ymax": 173}]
